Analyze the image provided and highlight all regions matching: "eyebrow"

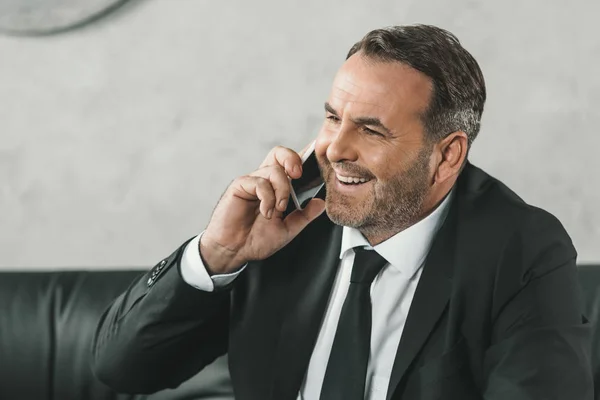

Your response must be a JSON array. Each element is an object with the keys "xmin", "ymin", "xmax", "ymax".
[{"xmin": 324, "ymin": 102, "xmax": 392, "ymax": 136}]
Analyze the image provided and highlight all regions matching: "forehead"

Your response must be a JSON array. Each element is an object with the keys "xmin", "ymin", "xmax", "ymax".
[{"xmin": 328, "ymin": 54, "xmax": 433, "ymax": 121}]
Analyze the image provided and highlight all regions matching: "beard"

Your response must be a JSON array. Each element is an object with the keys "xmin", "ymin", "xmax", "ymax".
[{"xmin": 319, "ymin": 145, "xmax": 432, "ymax": 241}]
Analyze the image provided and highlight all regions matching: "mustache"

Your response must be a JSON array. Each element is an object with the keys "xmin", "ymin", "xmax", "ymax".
[{"xmin": 321, "ymin": 161, "xmax": 375, "ymax": 180}]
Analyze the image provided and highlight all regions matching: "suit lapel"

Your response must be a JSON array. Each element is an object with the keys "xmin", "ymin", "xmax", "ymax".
[
  {"xmin": 270, "ymin": 215, "xmax": 343, "ymax": 400},
  {"xmin": 386, "ymin": 195, "xmax": 458, "ymax": 400}
]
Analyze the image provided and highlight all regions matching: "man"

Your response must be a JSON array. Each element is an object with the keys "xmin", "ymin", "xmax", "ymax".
[{"xmin": 92, "ymin": 25, "xmax": 593, "ymax": 399}]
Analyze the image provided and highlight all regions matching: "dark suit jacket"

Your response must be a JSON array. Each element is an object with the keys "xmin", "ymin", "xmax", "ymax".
[{"xmin": 92, "ymin": 163, "xmax": 594, "ymax": 399}]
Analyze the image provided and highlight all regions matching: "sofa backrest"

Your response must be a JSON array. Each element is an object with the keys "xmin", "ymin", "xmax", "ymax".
[
  {"xmin": 576, "ymin": 265, "xmax": 600, "ymax": 393},
  {"xmin": 1, "ymin": 266, "xmax": 599, "ymax": 399},
  {"xmin": 0, "ymin": 270, "xmax": 233, "ymax": 400}
]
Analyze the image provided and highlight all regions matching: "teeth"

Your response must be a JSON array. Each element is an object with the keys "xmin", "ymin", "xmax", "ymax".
[{"xmin": 336, "ymin": 174, "xmax": 370, "ymax": 184}]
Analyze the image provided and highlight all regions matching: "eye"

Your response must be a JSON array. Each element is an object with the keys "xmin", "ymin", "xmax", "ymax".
[
  {"xmin": 326, "ymin": 115, "xmax": 340, "ymax": 123},
  {"xmin": 362, "ymin": 127, "xmax": 384, "ymax": 137}
]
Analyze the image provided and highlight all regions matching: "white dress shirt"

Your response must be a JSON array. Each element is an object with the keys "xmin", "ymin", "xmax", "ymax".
[{"xmin": 181, "ymin": 192, "xmax": 452, "ymax": 400}]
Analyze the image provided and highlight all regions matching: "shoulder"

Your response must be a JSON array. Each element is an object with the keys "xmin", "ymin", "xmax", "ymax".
[
  {"xmin": 458, "ymin": 163, "xmax": 572, "ymax": 240},
  {"xmin": 454, "ymin": 164, "xmax": 581, "ymax": 329},
  {"xmin": 455, "ymin": 163, "xmax": 576, "ymax": 272}
]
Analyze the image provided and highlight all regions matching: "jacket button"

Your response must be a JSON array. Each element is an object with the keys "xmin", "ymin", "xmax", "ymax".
[{"xmin": 147, "ymin": 277, "xmax": 154, "ymax": 286}]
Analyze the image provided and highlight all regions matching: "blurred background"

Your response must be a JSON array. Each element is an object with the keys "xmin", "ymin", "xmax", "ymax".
[{"xmin": 1, "ymin": 0, "xmax": 598, "ymax": 269}]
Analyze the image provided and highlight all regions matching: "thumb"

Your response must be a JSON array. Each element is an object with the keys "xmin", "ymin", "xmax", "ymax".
[{"xmin": 283, "ymin": 198, "xmax": 326, "ymax": 239}]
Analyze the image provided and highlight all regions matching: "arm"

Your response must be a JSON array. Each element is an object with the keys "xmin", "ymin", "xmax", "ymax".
[
  {"xmin": 91, "ymin": 145, "xmax": 325, "ymax": 394},
  {"xmin": 91, "ymin": 238, "xmax": 235, "ymax": 394},
  {"xmin": 482, "ymin": 210, "xmax": 594, "ymax": 399}
]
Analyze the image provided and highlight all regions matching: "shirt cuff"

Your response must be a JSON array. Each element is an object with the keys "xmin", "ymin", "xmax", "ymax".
[{"xmin": 180, "ymin": 232, "xmax": 246, "ymax": 292}]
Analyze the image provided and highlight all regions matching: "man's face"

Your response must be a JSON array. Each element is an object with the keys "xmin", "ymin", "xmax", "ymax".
[{"xmin": 315, "ymin": 53, "xmax": 435, "ymax": 241}]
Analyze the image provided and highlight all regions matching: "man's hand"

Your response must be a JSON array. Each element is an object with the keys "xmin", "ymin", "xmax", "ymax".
[{"xmin": 200, "ymin": 145, "xmax": 326, "ymax": 275}]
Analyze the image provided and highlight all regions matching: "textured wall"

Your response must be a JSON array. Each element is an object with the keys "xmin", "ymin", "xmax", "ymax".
[{"xmin": 1, "ymin": 0, "xmax": 598, "ymax": 269}]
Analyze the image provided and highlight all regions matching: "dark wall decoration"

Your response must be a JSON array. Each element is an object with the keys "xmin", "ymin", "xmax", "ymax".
[{"xmin": 0, "ymin": 0, "xmax": 133, "ymax": 36}]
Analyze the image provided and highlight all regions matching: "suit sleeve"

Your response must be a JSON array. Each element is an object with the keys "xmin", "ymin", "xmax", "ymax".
[
  {"xmin": 91, "ymin": 238, "xmax": 234, "ymax": 394},
  {"xmin": 482, "ymin": 209, "xmax": 594, "ymax": 399}
]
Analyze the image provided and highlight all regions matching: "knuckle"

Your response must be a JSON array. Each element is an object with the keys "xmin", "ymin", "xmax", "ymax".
[
  {"xmin": 269, "ymin": 163, "xmax": 285, "ymax": 171},
  {"xmin": 275, "ymin": 146, "xmax": 295, "ymax": 159},
  {"xmin": 269, "ymin": 164, "xmax": 288, "ymax": 178},
  {"xmin": 265, "ymin": 196, "xmax": 276, "ymax": 205},
  {"xmin": 231, "ymin": 176, "xmax": 247, "ymax": 187},
  {"xmin": 255, "ymin": 176, "xmax": 270, "ymax": 188},
  {"xmin": 268, "ymin": 145, "xmax": 286, "ymax": 159}
]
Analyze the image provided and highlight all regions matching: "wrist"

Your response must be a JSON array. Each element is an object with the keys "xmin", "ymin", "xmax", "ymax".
[{"xmin": 199, "ymin": 236, "xmax": 245, "ymax": 275}]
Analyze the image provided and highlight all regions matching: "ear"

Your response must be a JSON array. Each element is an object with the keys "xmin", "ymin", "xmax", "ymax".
[{"xmin": 432, "ymin": 131, "xmax": 468, "ymax": 184}]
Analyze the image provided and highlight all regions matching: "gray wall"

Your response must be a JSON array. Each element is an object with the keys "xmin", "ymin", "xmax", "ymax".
[{"xmin": 1, "ymin": 0, "xmax": 599, "ymax": 269}]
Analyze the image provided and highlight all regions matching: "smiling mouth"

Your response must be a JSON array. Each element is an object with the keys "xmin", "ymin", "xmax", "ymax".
[{"xmin": 335, "ymin": 173, "xmax": 373, "ymax": 185}]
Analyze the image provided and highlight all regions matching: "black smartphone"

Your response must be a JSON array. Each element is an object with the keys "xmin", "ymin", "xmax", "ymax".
[{"xmin": 289, "ymin": 141, "xmax": 325, "ymax": 210}]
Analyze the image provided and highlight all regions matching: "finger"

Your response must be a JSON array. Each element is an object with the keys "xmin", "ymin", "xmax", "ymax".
[
  {"xmin": 283, "ymin": 198, "xmax": 326, "ymax": 238},
  {"xmin": 259, "ymin": 146, "xmax": 303, "ymax": 179},
  {"xmin": 235, "ymin": 176, "xmax": 277, "ymax": 219},
  {"xmin": 250, "ymin": 165, "xmax": 291, "ymax": 212}
]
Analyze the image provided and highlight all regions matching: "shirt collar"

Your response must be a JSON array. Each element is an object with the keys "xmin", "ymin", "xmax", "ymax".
[{"xmin": 339, "ymin": 189, "xmax": 454, "ymax": 278}]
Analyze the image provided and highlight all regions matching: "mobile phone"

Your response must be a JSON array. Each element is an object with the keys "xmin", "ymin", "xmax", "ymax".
[{"xmin": 289, "ymin": 141, "xmax": 325, "ymax": 210}]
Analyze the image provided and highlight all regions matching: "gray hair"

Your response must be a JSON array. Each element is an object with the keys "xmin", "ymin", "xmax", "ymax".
[{"xmin": 347, "ymin": 24, "xmax": 486, "ymax": 146}]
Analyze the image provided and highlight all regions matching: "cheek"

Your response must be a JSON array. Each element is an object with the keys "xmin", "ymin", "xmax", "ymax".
[
  {"xmin": 363, "ymin": 152, "xmax": 393, "ymax": 180},
  {"xmin": 314, "ymin": 130, "xmax": 330, "ymax": 160}
]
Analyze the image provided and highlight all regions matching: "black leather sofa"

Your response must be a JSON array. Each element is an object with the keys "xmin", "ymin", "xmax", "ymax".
[
  {"xmin": 1, "ymin": 266, "xmax": 599, "ymax": 400},
  {"xmin": 0, "ymin": 270, "xmax": 233, "ymax": 400}
]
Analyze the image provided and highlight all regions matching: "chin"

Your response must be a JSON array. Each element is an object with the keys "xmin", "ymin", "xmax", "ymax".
[{"xmin": 325, "ymin": 200, "xmax": 368, "ymax": 228}]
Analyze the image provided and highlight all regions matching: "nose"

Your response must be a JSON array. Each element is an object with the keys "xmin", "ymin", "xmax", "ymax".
[{"xmin": 320, "ymin": 126, "xmax": 359, "ymax": 164}]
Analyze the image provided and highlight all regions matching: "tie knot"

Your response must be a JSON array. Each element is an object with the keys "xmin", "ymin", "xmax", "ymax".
[{"xmin": 350, "ymin": 248, "xmax": 387, "ymax": 284}]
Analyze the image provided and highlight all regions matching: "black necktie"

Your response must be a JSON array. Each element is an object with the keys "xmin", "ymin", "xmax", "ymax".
[{"xmin": 319, "ymin": 247, "xmax": 388, "ymax": 400}]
